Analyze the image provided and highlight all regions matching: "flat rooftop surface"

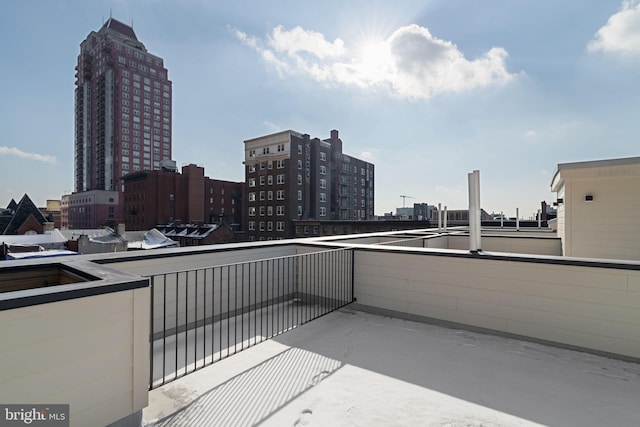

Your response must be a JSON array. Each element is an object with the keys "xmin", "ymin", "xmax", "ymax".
[{"xmin": 144, "ymin": 308, "xmax": 640, "ymax": 426}]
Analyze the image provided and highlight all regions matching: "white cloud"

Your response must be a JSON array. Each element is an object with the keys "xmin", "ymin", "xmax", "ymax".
[
  {"xmin": 233, "ymin": 24, "xmax": 517, "ymax": 99},
  {"xmin": 588, "ymin": 1, "xmax": 640, "ymax": 55},
  {"xmin": 268, "ymin": 25, "xmax": 346, "ymax": 59},
  {"xmin": 0, "ymin": 146, "xmax": 57, "ymax": 164},
  {"xmin": 386, "ymin": 25, "xmax": 515, "ymax": 99},
  {"xmin": 360, "ymin": 151, "xmax": 374, "ymax": 160}
]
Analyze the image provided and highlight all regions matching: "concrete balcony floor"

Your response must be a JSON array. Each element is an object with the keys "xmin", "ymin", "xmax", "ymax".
[{"xmin": 144, "ymin": 308, "xmax": 640, "ymax": 427}]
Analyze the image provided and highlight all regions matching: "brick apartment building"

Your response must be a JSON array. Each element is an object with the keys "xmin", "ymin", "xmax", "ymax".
[
  {"xmin": 74, "ymin": 17, "xmax": 172, "ymax": 193},
  {"xmin": 121, "ymin": 164, "xmax": 243, "ymax": 231},
  {"xmin": 68, "ymin": 18, "xmax": 172, "ymax": 229},
  {"xmin": 61, "ymin": 190, "xmax": 120, "ymax": 229},
  {"xmin": 243, "ymin": 129, "xmax": 374, "ymax": 241}
]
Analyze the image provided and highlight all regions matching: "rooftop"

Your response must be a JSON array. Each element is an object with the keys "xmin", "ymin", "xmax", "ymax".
[
  {"xmin": 1, "ymin": 226, "xmax": 638, "ymax": 426},
  {"xmin": 144, "ymin": 308, "xmax": 640, "ymax": 426},
  {"xmin": 101, "ymin": 17, "xmax": 138, "ymax": 41}
]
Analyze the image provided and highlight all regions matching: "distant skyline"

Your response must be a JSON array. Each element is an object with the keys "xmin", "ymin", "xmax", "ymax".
[{"xmin": 1, "ymin": 1, "xmax": 639, "ymax": 218}]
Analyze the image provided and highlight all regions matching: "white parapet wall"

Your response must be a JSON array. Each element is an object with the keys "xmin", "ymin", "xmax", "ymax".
[
  {"xmin": 0, "ymin": 260, "xmax": 149, "ymax": 427},
  {"xmin": 353, "ymin": 247, "xmax": 640, "ymax": 360}
]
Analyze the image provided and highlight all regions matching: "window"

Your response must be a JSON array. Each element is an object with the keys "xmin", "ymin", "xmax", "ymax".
[
  {"xmin": 320, "ymin": 193, "xmax": 326, "ymax": 202},
  {"xmin": 361, "ymin": 168, "xmax": 365, "ymax": 175},
  {"xmin": 277, "ymin": 143, "xmax": 285, "ymax": 152},
  {"xmin": 361, "ymin": 178, "xmax": 365, "ymax": 186},
  {"xmin": 249, "ymin": 149, "xmax": 256, "ymax": 158},
  {"xmin": 297, "ymin": 190, "xmax": 303, "ymax": 201},
  {"xmin": 268, "ymin": 161, "xmax": 273, "ymax": 169},
  {"xmin": 277, "ymin": 174, "xmax": 285, "ymax": 184},
  {"xmin": 277, "ymin": 206, "xmax": 285, "ymax": 216},
  {"xmin": 277, "ymin": 221, "xmax": 285, "ymax": 231},
  {"xmin": 259, "ymin": 206, "xmax": 265, "ymax": 216},
  {"xmin": 320, "ymin": 207, "xmax": 326, "ymax": 216},
  {"xmin": 361, "ymin": 199, "xmax": 365, "ymax": 207},
  {"xmin": 263, "ymin": 147, "xmax": 270, "ymax": 154},
  {"xmin": 267, "ymin": 175, "xmax": 273, "ymax": 185},
  {"xmin": 260, "ymin": 191, "xmax": 265, "ymax": 201},
  {"xmin": 361, "ymin": 189, "xmax": 366, "ymax": 197},
  {"xmin": 320, "ymin": 152, "xmax": 326, "ymax": 161},
  {"xmin": 297, "ymin": 160, "xmax": 302, "ymax": 169},
  {"xmin": 297, "ymin": 174, "xmax": 302, "ymax": 185},
  {"xmin": 249, "ymin": 164, "xmax": 256, "ymax": 173},
  {"xmin": 260, "ymin": 162, "xmax": 265, "ymax": 170},
  {"xmin": 297, "ymin": 145, "xmax": 302, "ymax": 154},
  {"xmin": 260, "ymin": 176, "xmax": 265, "ymax": 185},
  {"xmin": 259, "ymin": 222, "xmax": 265, "ymax": 231},
  {"xmin": 277, "ymin": 190, "xmax": 285, "ymax": 200},
  {"xmin": 249, "ymin": 178, "xmax": 256, "ymax": 187},
  {"xmin": 320, "ymin": 165, "xmax": 326, "ymax": 175},
  {"xmin": 248, "ymin": 221, "xmax": 255, "ymax": 230},
  {"xmin": 320, "ymin": 179, "xmax": 326, "ymax": 189},
  {"xmin": 267, "ymin": 206, "xmax": 273, "ymax": 216},
  {"xmin": 249, "ymin": 207, "xmax": 256, "ymax": 216},
  {"xmin": 267, "ymin": 222, "xmax": 273, "ymax": 231},
  {"xmin": 267, "ymin": 191, "xmax": 273, "ymax": 200},
  {"xmin": 277, "ymin": 159, "xmax": 285, "ymax": 169},
  {"xmin": 297, "ymin": 206, "xmax": 303, "ymax": 217}
]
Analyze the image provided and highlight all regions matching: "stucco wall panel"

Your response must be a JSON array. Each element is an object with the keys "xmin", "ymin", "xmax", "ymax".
[{"xmin": 354, "ymin": 249, "xmax": 640, "ymax": 359}]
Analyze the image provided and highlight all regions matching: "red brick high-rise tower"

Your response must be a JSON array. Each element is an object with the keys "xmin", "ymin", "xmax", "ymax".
[{"xmin": 74, "ymin": 18, "xmax": 172, "ymax": 193}]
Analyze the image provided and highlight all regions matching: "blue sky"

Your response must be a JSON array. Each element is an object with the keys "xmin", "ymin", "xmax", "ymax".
[{"xmin": 1, "ymin": 1, "xmax": 639, "ymax": 218}]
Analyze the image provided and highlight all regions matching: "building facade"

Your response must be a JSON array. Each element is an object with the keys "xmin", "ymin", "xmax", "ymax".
[
  {"xmin": 74, "ymin": 17, "xmax": 172, "ymax": 193},
  {"xmin": 243, "ymin": 129, "xmax": 374, "ymax": 241},
  {"xmin": 60, "ymin": 190, "xmax": 120, "ymax": 230},
  {"xmin": 551, "ymin": 156, "xmax": 640, "ymax": 260},
  {"xmin": 121, "ymin": 164, "xmax": 243, "ymax": 231}
]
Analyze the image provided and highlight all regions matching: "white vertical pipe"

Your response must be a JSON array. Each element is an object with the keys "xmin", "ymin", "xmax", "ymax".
[
  {"xmin": 468, "ymin": 172, "xmax": 478, "ymax": 252},
  {"xmin": 473, "ymin": 170, "xmax": 481, "ymax": 250},
  {"xmin": 500, "ymin": 210, "xmax": 504, "ymax": 228},
  {"xmin": 443, "ymin": 206, "xmax": 448, "ymax": 231},
  {"xmin": 538, "ymin": 209, "xmax": 542, "ymax": 229},
  {"xmin": 516, "ymin": 208, "xmax": 520, "ymax": 231},
  {"xmin": 438, "ymin": 203, "xmax": 442, "ymax": 231}
]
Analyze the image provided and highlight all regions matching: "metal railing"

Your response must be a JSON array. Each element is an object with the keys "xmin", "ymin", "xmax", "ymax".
[{"xmin": 148, "ymin": 247, "xmax": 354, "ymax": 389}]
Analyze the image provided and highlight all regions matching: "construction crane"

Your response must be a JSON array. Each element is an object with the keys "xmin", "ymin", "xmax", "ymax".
[{"xmin": 400, "ymin": 195, "xmax": 415, "ymax": 208}]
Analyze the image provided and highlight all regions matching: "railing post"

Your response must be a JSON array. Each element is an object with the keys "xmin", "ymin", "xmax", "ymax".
[
  {"xmin": 149, "ymin": 276, "xmax": 154, "ymax": 389},
  {"xmin": 351, "ymin": 248, "xmax": 355, "ymax": 303}
]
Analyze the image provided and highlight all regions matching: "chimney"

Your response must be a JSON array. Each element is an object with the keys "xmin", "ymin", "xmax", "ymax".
[{"xmin": 116, "ymin": 223, "xmax": 125, "ymax": 236}]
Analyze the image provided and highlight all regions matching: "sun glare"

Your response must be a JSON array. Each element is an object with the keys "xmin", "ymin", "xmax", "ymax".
[{"xmin": 356, "ymin": 38, "xmax": 393, "ymax": 83}]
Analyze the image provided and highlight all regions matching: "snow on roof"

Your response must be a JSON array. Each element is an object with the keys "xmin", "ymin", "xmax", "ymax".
[
  {"xmin": 145, "ymin": 309, "xmax": 640, "ymax": 426},
  {"xmin": 126, "ymin": 228, "xmax": 179, "ymax": 250},
  {"xmin": 6, "ymin": 249, "xmax": 78, "ymax": 260},
  {"xmin": 1, "ymin": 229, "xmax": 67, "ymax": 246},
  {"xmin": 59, "ymin": 228, "xmax": 115, "ymax": 240}
]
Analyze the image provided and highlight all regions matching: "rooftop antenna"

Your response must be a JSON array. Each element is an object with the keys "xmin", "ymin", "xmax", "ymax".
[{"xmin": 400, "ymin": 195, "xmax": 415, "ymax": 208}]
